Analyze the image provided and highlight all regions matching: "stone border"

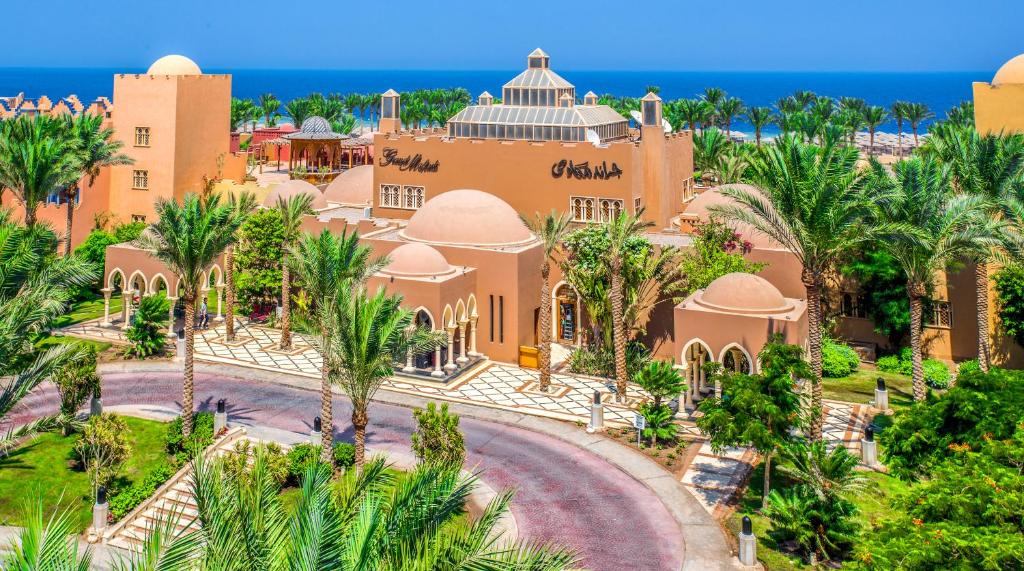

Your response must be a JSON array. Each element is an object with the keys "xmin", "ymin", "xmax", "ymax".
[{"xmin": 98, "ymin": 360, "xmax": 740, "ymax": 571}]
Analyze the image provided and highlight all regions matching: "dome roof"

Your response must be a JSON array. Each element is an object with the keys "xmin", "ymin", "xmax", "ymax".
[
  {"xmin": 323, "ymin": 165, "xmax": 372, "ymax": 205},
  {"xmin": 300, "ymin": 116, "xmax": 332, "ymax": 134},
  {"xmin": 262, "ymin": 179, "xmax": 327, "ymax": 210},
  {"xmin": 400, "ymin": 190, "xmax": 535, "ymax": 247},
  {"xmin": 993, "ymin": 54, "xmax": 1024, "ymax": 85},
  {"xmin": 695, "ymin": 273, "xmax": 793, "ymax": 315},
  {"xmin": 380, "ymin": 243, "xmax": 455, "ymax": 278},
  {"xmin": 684, "ymin": 185, "xmax": 781, "ymax": 249},
  {"xmin": 147, "ymin": 55, "xmax": 202, "ymax": 76}
]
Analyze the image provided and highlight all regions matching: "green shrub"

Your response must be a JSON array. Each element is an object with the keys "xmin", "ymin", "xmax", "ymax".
[
  {"xmin": 410, "ymin": 402, "xmax": 465, "ymax": 469},
  {"xmin": 108, "ymin": 462, "xmax": 176, "ymax": 521},
  {"xmin": 124, "ymin": 295, "xmax": 170, "ymax": 358},
  {"xmin": 286, "ymin": 443, "xmax": 325, "ymax": 482},
  {"xmin": 822, "ymin": 338, "xmax": 859, "ymax": 378},
  {"xmin": 638, "ymin": 402, "xmax": 677, "ymax": 446},
  {"xmin": 568, "ymin": 341, "xmax": 651, "ymax": 380},
  {"xmin": 994, "ymin": 263, "xmax": 1024, "ymax": 346},
  {"xmin": 165, "ymin": 412, "xmax": 215, "ymax": 462},
  {"xmin": 876, "ymin": 354, "xmax": 901, "ymax": 373},
  {"xmin": 224, "ymin": 440, "xmax": 288, "ymax": 486},
  {"xmin": 51, "ymin": 349, "xmax": 100, "ymax": 434},
  {"xmin": 333, "ymin": 442, "xmax": 355, "ymax": 469},
  {"xmin": 922, "ymin": 359, "xmax": 951, "ymax": 389},
  {"xmin": 73, "ymin": 414, "xmax": 132, "ymax": 499},
  {"xmin": 957, "ymin": 359, "xmax": 981, "ymax": 379}
]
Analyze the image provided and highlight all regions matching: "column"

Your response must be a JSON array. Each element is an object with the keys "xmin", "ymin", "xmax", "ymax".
[
  {"xmin": 403, "ymin": 348, "xmax": 415, "ymax": 373},
  {"xmin": 215, "ymin": 285, "xmax": 224, "ymax": 319},
  {"xmin": 431, "ymin": 345, "xmax": 444, "ymax": 377},
  {"xmin": 697, "ymin": 351, "xmax": 706, "ymax": 397},
  {"xmin": 120, "ymin": 293, "xmax": 131, "ymax": 331},
  {"xmin": 457, "ymin": 320, "xmax": 469, "ymax": 364},
  {"xmin": 444, "ymin": 328, "xmax": 456, "ymax": 371},
  {"xmin": 166, "ymin": 297, "xmax": 177, "ymax": 337},
  {"xmin": 468, "ymin": 316, "xmax": 479, "ymax": 356},
  {"xmin": 100, "ymin": 288, "xmax": 112, "ymax": 327}
]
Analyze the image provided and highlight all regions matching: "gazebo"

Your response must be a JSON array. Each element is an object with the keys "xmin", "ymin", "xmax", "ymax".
[{"xmin": 280, "ymin": 116, "xmax": 372, "ymax": 179}]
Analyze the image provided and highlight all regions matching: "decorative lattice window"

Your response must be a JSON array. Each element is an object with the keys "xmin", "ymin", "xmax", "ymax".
[
  {"xmin": 134, "ymin": 127, "xmax": 150, "ymax": 147},
  {"xmin": 599, "ymin": 198, "xmax": 624, "ymax": 222},
  {"xmin": 634, "ymin": 197, "xmax": 642, "ymax": 212},
  {"xmin": 926, "ymin": 300, "xmax": 953, "ymax": 328},
  {"xmin": 379, "ymin": 184, "xmax": 401, "ymax": 208},
  {"xmin": 402, "ymin": 186, "xmax": 424, "ymax": 209},
  {"xmin": 571, "ymin": 197, "xmax": 595, "ymax": 222},
  {"xmin": 132, "ymin": 170, "xmax": 149, "ymax": 190}
]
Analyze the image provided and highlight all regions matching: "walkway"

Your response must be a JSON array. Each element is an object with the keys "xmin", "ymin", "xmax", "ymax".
[{"xmin": 8, "ymin": 369, "xmax": 720, "ymax": 570}]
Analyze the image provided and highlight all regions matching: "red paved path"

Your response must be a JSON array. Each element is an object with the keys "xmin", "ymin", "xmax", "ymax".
[{"xmin": 8, "ymin": 372, "xmax": 683, "ymax": 571}]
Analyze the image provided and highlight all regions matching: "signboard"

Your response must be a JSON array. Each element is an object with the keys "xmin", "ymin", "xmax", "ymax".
[
  {"xmin": 379, "ymin": 147, "xmax": 440, "ymax": 173},
  {"xmin": 551, "ymin": 159, "xmax": 623, "ymax": 180},
  {"xmin": 633, "ymin": 412, "xmax": 646, "ymax": 430}
]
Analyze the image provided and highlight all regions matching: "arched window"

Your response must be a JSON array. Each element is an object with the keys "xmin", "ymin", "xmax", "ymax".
[{"xmin": 722, "ymin": 346, "xmax": 752, "ymax": 374}]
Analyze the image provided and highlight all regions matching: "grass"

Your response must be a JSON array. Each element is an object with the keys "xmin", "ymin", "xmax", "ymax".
[
  {"xmin": 822, "ymin": 368, "xmax": 915, "ymax": 409},
  {"xmin": 726, "ymin": 460, "xmax": 911, "ymax": 570},
  {"xmin": 34, "ymin": 333, "xmax": 112, "ymax": 354},
  {"xmin": 52, "ymin": 294, "xmax": 123, "ymax": 329},
  {"xmin": 0, "ymin": 416, "xmax": 170, "ymax": 531}
]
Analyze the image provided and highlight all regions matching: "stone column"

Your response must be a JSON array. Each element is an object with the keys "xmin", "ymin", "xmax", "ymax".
[
  {"xmin": 166, "ymin": 297, "xmax": 177, "ymax": 337},
  {"xmin": 215, "ymin": 285, "xmax": 224, "ymax": 319},
  {"xmin": 444, "ymin": 328, "xmax": 457, "ymax": 371},
  {"xmin": 100, "ymin": 288, "xmax": 112, "ymax": 327},
  {"xmin": 120, "ymin": 293, "xmax": 131, "ymax": 331},
  {"xmin": 457, "ymin": 320, "xmax": 469, "ymax": 364},
  {"xmin": 468, "ymin": 316, "xmax": 479, "ymax": 356},
  {"xmin": 684, "ymin": 364, "xmax": 694, "ymax": 410},
  {"xmin": 431, "ymin": 345, "xmax": 444, "ymax": 377},
  {"xmin": 403, "ymin": 348, "xmax": 416, "ymax": 373},
  {"xmin": 696, "ymin": 351, "xmax": 706, "ymax": 396}
]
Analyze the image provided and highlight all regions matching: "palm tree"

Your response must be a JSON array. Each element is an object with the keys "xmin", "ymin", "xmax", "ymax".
[
  {"xmin": 792, "ymin": 90, "xmax": 818, "ymax": 110},
  {"xmin": 701, "ymin": 88, "xmax": 725, "ymax": 126},
  {"xmin": 872, "ymin": 157, "xmax": 1002, "ymax": 399},
  {"xmin": 861, "ymin": 105, "xmax": 888, "ymax": 157},
  {"xmin": 718, "ymin": 97, "xmax": 746, "ymax": 139},
  {"xmin": 838, "ymin": 97, "xmax": 866, "ymax": 115},
  {"xmin": 325, "ymin": 285, "xmax": 440, "ymax": 467},
  {"xmin": 276, "ymin": 193, "xmax": 314, "ymax": 350},
  {"xmin": 223, "ymin": 192, "xmax": 257, "ymax": 343},
  {"xmin": 0, "ymin": 114, "xmax": 81, "ymax": 226},
  {"xmin": 604, "ymin": 210, "xmax": 654, "ymax": 402},
  {"xmin": 520, "ymin": 211, "xmax": 572, "ymax": 392},
  {"xmin": 904, "ymin": 102, "xmax": 934, "ymax": 147},
  {"xmin": 284, "ymin": 98, "xmax": 311, "ymax": 129},
  {"xmin": 258, "ymin": 93, "xmax": 281, "ymax": 128},
  {"xmin": 61, "ymin": 113, "xmax": 133, "ymax": 255},
  {"xmin": 745, "ymin": 106, "xmax": 773, "ymax": 146},
  {"xmin": 142, "ymin": 194, "xmax": 248, "ymax": 437},
  {"xmin": 891, "ymin": 100, "xmax": 909, "ymax": 157},
  {"xmin": 291, "ymin": 229, "xmax": 387, "ymax": 463},
  {"xmin": 693, "ymin": 127, "xmax": 730, "ymax": 184},
  {"xmin": 3, "ymin": 499, "xmax": 93, "ymax": 569},
  {"xmin": 710, "ymin": 136, "xmax": 871, "ymax": 439}
]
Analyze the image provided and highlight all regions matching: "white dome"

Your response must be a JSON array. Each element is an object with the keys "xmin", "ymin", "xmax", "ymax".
[{"xmin": 147, "ymin": 55, "xmax": 202, "ymax": 76}]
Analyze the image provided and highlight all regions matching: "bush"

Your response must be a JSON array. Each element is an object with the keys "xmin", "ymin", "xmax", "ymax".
[
  {"xmin": 638, "ymin": 402, "xmax": 677, "ymax": 446},
  {"xmin": 224, "ymin": 440, "xmax": 288, "ymax": 486},
  {"xmin": 411, "ymin": 402, "xmax": 465, "ymax": 469},
  {"xmin": 922, "ymin": 359, "xmax": 951, "ymax": 389},
  {"xmin": 51, "ymin": 349, "xmax": 100, "ymax": 433},
  {"xmin": 165, "ymin": 412, "xmax": 215, "ymax": 463},
  {"xmin": 108, "ymin": 462, "xmax": 176, "ymax": 521},
  {"xmin": 956, "ymin": 359, "xmax": 981, "ymax": 380},
  {"xmin": 124, "ymin": 295, "xmax": 170, "ymax": 358},
  {"xmin": 821, "ymin": 338, "xmax": 859, "ymax": 378},
  {"xmin": 73, "ymin": 414, "xmax": 132, "ymax": 498},
  {"xmin": 286, "ymin": 443, "xmax": 325, "ymax": 482},
  {"xmin": 567, "ymin": 341, "xmax": 651, "ymax": 381},
  {"xmin": 994, "ymin": 263, "xmax": 1024, "ymax": 346},
  {"xmin": 876, "ymin": 354, "xmax": 901, "ymax": 373},
  {"xmin": 333, "ymin": 442, "xmax": 355, "ymax": 470},
  {"xmin": 235, "ymin": 208, "xmax": 285, "ymax": 314}
]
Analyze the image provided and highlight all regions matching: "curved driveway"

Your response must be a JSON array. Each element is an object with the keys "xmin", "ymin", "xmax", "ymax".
[{"xmin": 10, "ymin": 371, "xmax": 683, "ymax": 570}]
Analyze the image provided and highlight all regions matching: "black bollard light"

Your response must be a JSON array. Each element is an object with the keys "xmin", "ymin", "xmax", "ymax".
[
  {"xmin": 876, "ymin": 377, "xmax": 886, "ymax": 391},
  {"xmin": 865, "ymin": 426, "xmax": 874, "ymax": 442},
  {"xmin": 742, "ymin": 515, "xmax": 752, "ymax": 535},
  {"xmin": 593, "ymin": 390, "xmax": 602, "ymax": 405},
  {"xmin": 97, "ymin": 485, "xmax": 107, "ymax": 505},
  {"xmin": 313, "ymin": 416, "xmax": 322, "ymax": 433},
  {"xmin": 217, "ymin": 399, "xmax": 226, "ymax": 414}
]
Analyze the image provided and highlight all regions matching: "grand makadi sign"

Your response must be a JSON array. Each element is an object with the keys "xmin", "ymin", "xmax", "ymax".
[
  {"xmin": 379, "ymin": 147, "xmax": 440, "ymax": 173},
  {"xmin": 550, "ymin": 159, "xmax": 624, "ymax": 180}
]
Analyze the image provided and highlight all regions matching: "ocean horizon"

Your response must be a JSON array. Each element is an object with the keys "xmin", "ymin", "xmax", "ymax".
[{"xmin": 0, "ymin": 67, "xmax": 989, "ymax": 134}]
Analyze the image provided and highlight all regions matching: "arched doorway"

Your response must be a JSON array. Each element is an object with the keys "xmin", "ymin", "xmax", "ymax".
[
  {"xmin": 554, "ymin": 283, "xmax": 579, "ymax": 345},
  {"xmin": 414, "ymin": 310, "xmax": 434, "ymax": 369},
  {"xmin": 681, "ymin": 340, "xmax": 712, "ymax": 405},
  {"xmin": 721, "ymin": 345, "xmax": 753, "ymax": 374}
]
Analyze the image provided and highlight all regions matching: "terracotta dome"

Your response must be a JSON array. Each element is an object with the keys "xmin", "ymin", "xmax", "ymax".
[
  {"xmin": 695, "ymin": 272, "xmax": 794, "ymax": 315},
  {"xmin": 993, "ymin": 54, "xmax": 1024, "ymax": 85},
  {"xmin": 685, "ymin": 185, "xmax": 780, "ymax": 249},
  {"xmin": 147, "ymin": 55, "xmax": 202, "ymax": 75},
  {"xmin": 262, "ymin": 179, "xmax": 327, "ymax": 210},
  {"xmin": 400, "ymin": 189, "xmax": 535, "ymax": 247},
  {"xmin": 323, "ymin": 165, "xmax": 372, "ymax": 205},
  {"xmin": 380, "ymin": 243, "xmax": 455, "ymax": 277}
]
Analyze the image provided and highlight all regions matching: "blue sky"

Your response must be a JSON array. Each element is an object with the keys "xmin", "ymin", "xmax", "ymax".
[{"xmin": 4, "ymin": 0, "xmax": 1022, "ymax": 71}]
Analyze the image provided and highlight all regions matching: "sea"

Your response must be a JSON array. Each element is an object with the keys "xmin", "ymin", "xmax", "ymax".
[{"xmin": 0, "ymin": 68, "xmax": 989, "ymax": 136}]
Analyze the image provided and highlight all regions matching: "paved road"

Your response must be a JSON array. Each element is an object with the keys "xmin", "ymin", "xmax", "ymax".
[{"xmin": 10, "ymin": 372, "xmax": 683, "ymax": 571}]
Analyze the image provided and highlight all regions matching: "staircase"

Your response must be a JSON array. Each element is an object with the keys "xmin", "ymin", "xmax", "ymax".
[{"xmin": 104, "ymin": 427, "xmax": 247, "ymax": 551}]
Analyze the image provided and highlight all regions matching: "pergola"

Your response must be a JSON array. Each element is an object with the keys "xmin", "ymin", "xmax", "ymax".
[{"xmin": 279, "ymin": 116, "xmax": 373, "ymax": 177}]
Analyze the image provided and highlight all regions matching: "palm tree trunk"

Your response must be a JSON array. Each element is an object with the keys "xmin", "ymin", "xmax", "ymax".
[
  {"xmin": 976, "ymin": 261, "xmax": 990, "ymax": 372},
  {"xmin": 319, "ymin": 330, "xmax": 333, "ymax": 463},
  {"xmin": 182, "ymin": 296, "xmax": 196, "ymax": 437},
  {"xmin": 611, "ymin": 265, "xmax": 628, "ymax": 403},
  {"xmin": 280, "ymin": 257, "xmax": 292, "ymax": 350},
  {"xmin": 352, "ymin": 408, "xmax": 368, "ymax": 468},
  {"xmin": 804, "ymin": 276, "xmax": 824, "ymax": 440},
  {"xmin": 225, "ymin": 245, "xmax": 236, "ymax": 342},
  {"xmin": 539, "ymin": 262, "xmax": 552, "ymax": 392},
  {"xmin": 909, "ymin": 290, "xmax": 926, "ymax": 401},
  {"xmin": 63, "ymin": 193, "xmax": 75, "ymax": 256},
  {"xmin": 24, "ymin": 205, "xmax": 36, "ymax": 227},
  {"xmin": 761, "ymin": 450, "xmax": 773, "ymax": 509}
]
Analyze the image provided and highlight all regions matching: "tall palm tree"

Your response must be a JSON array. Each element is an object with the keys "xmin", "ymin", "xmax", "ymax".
[
  {"xmin": 223, "ymin": 192, "xmax": 257, "ymax": 343},
  {"xmin": 61, "ymin": 113, "xmax": 133, "ymax": 255},
  {"xmin": 291, "ymin": 229, "xmax": 387, "ymax": 462},
  {"xmin": 520, "ymin": 211, "xmax": 572, "ymax": 392},
  {"xmin": 0, "ymin": 114, "xmax": 80, "ymax": 226},
  {"xmin": 861, "ymin": 105, "xmax": 888, "ymax": 157},
  {"xmin": 284, "ymin": 98, "xmax": 311, "ymax": 129},
  {"xmin": 258, "ymin": 93, "xmax": 281, "ymax": 128},
  {"xmin": 701, "ymin": 88, "xmax": 725, "ymax": 127},
  {"xmin": 143, "ymin": 194, "xmax": 247, "ymax": 437},
  {"xmin": 275, "ymin": 193, "xmax": 314, "ymax": 350},
  {"xmin": 872, "ymin": 157, "xmax": 1002, "ymax": 399},
  {"xmin": 3, "ymin": 499, "xmax": 93, "ymax": 569},
  {"xmin": 904, "ymin": 102, "xmax": 934, "ymax": 147},
  {"xmin": 891, "ymin": 100, "xmax": 909, "ymax": 157},
  {"xmin": 693, "ymin": 127, "xmax": 730, "ymax": 184},
  {"xmin": 792, "ymin": 90, "xmax": 818, "ymax": 110},
  {"xmin": 745, "ymin": 106, "xmax": 773, "ymax": 146},
  {"xmin": 604, "ymin": 210, "xmax": 654, "ymax": 402},
  {"xmin": 710, "ymin": 136, "xmax": 871, "ymax": 438},
  {"xmin": 325, "ymin": 285, "xmax": 440, "ymax": 467},
  {"xmin": 718, "ymin": 97, "xmax": 746, "ymax": 139}
]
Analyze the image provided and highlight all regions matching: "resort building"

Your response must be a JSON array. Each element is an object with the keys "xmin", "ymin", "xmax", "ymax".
[{"xmin": 973, "ymin": 53, "xmax": 1024, "ymax": 135}]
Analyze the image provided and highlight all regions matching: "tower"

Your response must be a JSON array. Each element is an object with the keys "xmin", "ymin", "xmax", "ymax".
[{"xmin": 379, "ymin": 89, "xmax": 402, "ymax": 133}]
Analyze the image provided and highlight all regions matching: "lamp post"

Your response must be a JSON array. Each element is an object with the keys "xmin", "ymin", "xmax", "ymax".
[
  {"xmin": 587, "ymin": 390, "xmax": 604, "ymax": 433},
  {"xmin": 214, "ymin": 399, "xmax": 228, "ymax": 436},
  {"xmin": 861, "ymin": 426, "xmax": 879, "ymax": 468},
  {"xmin": 874, "ymin": 377, "xmax": 889, "ymax": 411},
  {"xmin": 311, "ymin": 416, "xmax": 322, "ymax": 444},
  {"xmin": 738, "ymin": 515, "xmax": 757, "ymax": 566}
]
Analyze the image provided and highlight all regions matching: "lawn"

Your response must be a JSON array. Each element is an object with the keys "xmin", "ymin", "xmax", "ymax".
[
  {"xmin": 34, "ymin": 333, "xmax": 112, "ymax": 354},
  {"xmin": 822, "ymin": 369, "xmax": 916, "ymax": 409},
  {"xmin": 52, "ymin": 294, "xmax": 123, "ymax": 329},
  {"xmin": 726, "ymin": 461, "xmax": 910, "ymax": 570},
  {"xmin": 0, "ymin": 416, "xmax": 170, "ymax": 531}
]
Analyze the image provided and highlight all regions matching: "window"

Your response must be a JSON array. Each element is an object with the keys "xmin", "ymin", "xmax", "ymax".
[
  {"xmin": 132, "ymin": 170, "xmax": 149, "ymax": 190},
  {"xmin": 634, "ymin": 197, "xmax": 642, "ymax": 212},
  {"xmin": 134, "ymin": 127, "xmax": 150, "ymax": 147},
  {"xmin": 925, "ymin": 300, "xmax": 953, "ymax": 328},
  {"xmin": 499, "ymin": 295, "xmax": 504, "ymax": 343},
  {"xmin": 402, "ymin": 185, "xmax": 424, "ymax": 209},
  {"xmin": 379, "ymin": 184, "xmax": 400, "ymax": 208},
  {"xmin": 599, "ymin": 199, "xmax": 624, "ymax": 222},
  {"xmin": 489, "ymin": 295, "xmax": 494, "ymax": 342},
  {"xmin": 571, "ymin": 197, "xmax": 595, "ymax": 222},
  {"xmin": 643, "ymin": 100, "xmax": 659, "ymax": 126},
  {"xmin": 130, "ymin": 214, "xmax": 146, "ymax": 223}
]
